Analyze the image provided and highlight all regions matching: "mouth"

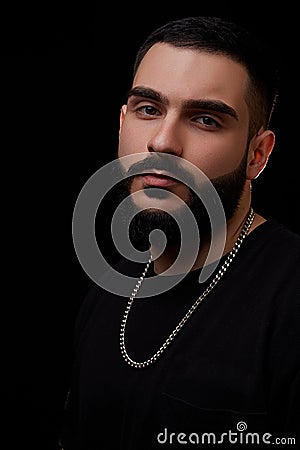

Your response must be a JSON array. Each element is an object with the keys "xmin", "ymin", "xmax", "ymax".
[{"xmin": 140, "ymin": 171, "xmax": 179, "ymax": 188}]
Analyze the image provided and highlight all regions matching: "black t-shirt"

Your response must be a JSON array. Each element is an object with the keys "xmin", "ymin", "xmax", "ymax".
[{"xmin": 60, "ymin": 220, "xmax": 300, "ymax": 449}]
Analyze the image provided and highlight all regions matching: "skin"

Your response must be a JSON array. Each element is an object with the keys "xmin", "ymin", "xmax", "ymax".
[{"xmin": 118, "ymin": 43, "xmax": 275, "ymax": 274}]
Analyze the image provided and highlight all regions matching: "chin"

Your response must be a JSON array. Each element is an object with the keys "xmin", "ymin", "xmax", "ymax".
[{"xmin": 130, "ymin": 187, "xmax": 186, "ymax": 213}]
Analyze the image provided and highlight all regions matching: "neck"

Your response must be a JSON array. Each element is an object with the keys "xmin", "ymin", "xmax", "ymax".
[{"xmin": 151, "ymin": 201, "xmax": 262, "ymax": 275}]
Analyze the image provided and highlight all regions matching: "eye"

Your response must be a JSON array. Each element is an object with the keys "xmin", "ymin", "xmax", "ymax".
[
  {"xmin": 137, "ymin": 105, "xmax": 161, "ymax": 117},
  {"xmin": 195, "ymin": 115, "xmax": 221, "ymax": 128}
]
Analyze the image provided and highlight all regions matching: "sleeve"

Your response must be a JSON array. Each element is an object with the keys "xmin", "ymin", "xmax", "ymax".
[
  {"xmin": 58, "ymin": 282, "xmax": 104, "ymax": 450},
  {"xmin": 267, "ymin": 268, "xmax": 300, "ymax": 445}
]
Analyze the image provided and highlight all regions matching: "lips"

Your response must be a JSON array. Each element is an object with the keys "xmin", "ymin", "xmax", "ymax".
[{"xmin": 141, "ymin": 172, "xmax": 178, "ymax": 188}]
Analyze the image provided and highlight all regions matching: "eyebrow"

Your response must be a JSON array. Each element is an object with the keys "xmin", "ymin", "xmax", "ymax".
[{"xmin": 127, "ymin": 86, "xmax": 239, "ymax": 121}]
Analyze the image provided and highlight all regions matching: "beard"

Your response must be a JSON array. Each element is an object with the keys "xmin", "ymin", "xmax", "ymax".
[{"xmin": 115, "ymin": 151, "xmax": 248, "ymax": 252}]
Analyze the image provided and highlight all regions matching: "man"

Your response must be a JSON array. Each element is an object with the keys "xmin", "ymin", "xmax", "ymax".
[{"xmin": 61, "ymin": 16, "xmax": 300, "ymax": 449}]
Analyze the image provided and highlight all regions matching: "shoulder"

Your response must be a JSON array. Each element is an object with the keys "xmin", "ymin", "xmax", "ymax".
[
  {"xmin": 248, "ymin": 218, "xmax": 300, "ymax": 259},
  {"xmin": 234, "ymin": 218, "xmax": 300, "ymax": 308},
  {"xmin": 246, "ymin": 218, "xmax": 300, "ymax": 306},
  {"xmin": 73, "ymin": 257, "xmax": 146, "ymax": 338}
]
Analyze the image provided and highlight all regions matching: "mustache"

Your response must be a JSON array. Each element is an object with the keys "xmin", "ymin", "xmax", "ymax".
[{"xmin": 126, "ymin": 154, "xmax": 195, "ymax": 186}]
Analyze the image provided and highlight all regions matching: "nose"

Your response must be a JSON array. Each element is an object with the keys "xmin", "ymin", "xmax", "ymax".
[{"xmin": 147, "ymin": 116, "xmax": 183, "ymax": 156}]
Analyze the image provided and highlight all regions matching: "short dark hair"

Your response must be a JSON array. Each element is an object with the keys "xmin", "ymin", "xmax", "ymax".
[{"xmin": 132, "ymin": 16, "xmax": 279, "ymax": 137}]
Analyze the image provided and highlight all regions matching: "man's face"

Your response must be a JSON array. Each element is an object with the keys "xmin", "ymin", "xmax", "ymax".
[{"xmin": 117, "ymin": 43, "xmax": 252, "ymax": 249}]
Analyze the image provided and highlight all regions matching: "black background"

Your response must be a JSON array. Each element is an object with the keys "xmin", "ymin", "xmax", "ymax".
[{"xmin": 2, "ymin": 3, "xmax": 299, "ymax": 449}]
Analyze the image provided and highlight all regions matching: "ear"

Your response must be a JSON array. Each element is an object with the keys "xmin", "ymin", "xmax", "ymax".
[
  {"xmin": 119, "ymin": 105, "xmax": 127, "ymax": 131},
  {"xmin": 246, "ymin": 128, "xmax": 275, "ymax": 180}
]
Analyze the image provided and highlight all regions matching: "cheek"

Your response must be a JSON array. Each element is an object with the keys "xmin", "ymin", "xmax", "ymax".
[
  {"xmin": 118, "ymin": 121, "xmax": 147, "ymax": 157},
  {"xmin": 187, "ymin": 135, "xmax": 247, "ymax": 178}
]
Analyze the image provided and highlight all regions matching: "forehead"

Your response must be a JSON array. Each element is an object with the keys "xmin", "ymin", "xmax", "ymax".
[{"xmin": 133, "ymin": 43, "xmax": 249, "ymax": 109}]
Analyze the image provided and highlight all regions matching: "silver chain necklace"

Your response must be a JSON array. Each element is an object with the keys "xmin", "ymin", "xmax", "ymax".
[{"xmin": 120, "ymin": 207, "xmax": 255, "ymax": 369}]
